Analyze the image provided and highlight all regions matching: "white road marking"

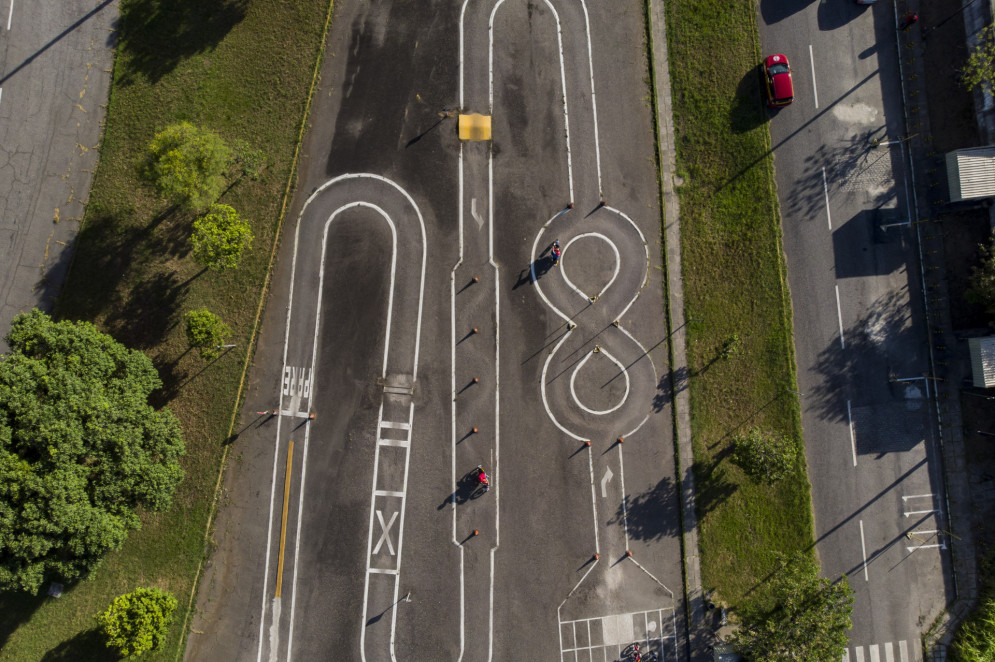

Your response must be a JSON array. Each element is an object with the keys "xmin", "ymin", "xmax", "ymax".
[
  {"xmin": 904, "ymin": 508, "xmax": 937, "ymax": 518},
  {"xmin": 600, "ymin": 466, "xmax": 614, "ymax": 498},
  {"xmin": 859, "ymin": 519, "xmax": 869, "ymax": 581},
  {"xmin": 901, "ymin": 493, "xmax": 933, "ymax": 500},
  {"xmin": 570, "ymin": 349, "xmax": 630, "ymax": 414},
  {"xmin": 899, "ymin": 640, "xmax": 909, "ymax": 662},
  {"xmin": 835, "ymin": 284, "xmax": 845, "ymax": 349},
  {"xmin": 0, "ymin": 88, "xmax": 3, "ymax": 109},
  {"xmin": 6, "ymin": 0, "xmax": 11, "ymax": 30},
  {"xmin": 374, "ymin": 490, "xmax": 405, "ymax": 498},
  {"xmin": 823, "ymin": 167, "xmax": 832, "ymax": 230},
  {"xmin": 884, "ymin": 641, "xmax": 894, "ymax": 662},
  {"xmin": 842, "ymin": 650, "xmax": 850, "ymax": 662},
  {"xmin": 847, "ymin": 399, "xmax": 857, "ymax": 467},
  {"xmin": 373, "ymin": 510, "xmax": 399, "ymax": 556},
  {"xmin": 809, "ymin": 44, "xmax": 819, "ymax": 108},
  {"xmin": 471, "ymin": 197, "xmax": 484, "ymax": 230},
  {"xmin": 560, "ymin": 232, "xmax": 620, "ymax": 300},
  {"xmin": 856, "ymin": 646, "xmax": 865, "ymax": 662},
  {"xmin": 869, "ymin": 643, "xmax": 880, "ymax": 662},
  {"xmin": 377, "ymin": 438, "xmax": 409, "ymax": 448},
  {"xmin": 380, "ymin": 420, "xmax": 411, "ymax": 430}
]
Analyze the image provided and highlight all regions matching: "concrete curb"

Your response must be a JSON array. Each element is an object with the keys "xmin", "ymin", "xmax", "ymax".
[{"xmin": 645, "ymin": 1, "xmax": 710, "ymax": 660}]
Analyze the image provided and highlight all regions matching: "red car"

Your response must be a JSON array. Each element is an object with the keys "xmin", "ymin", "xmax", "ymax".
[{"xmin": 763, "ymin": 54, "xmax": 794, "ymax": 108}]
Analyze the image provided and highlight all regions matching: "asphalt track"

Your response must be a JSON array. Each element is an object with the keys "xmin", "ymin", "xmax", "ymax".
[{"xmin": 186, "ymin": 0, "xmax": 683, "ymax": 661}]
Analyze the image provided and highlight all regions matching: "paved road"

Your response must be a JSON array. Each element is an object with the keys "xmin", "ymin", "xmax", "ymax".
[
  {"xmin": 758, "ymin": 1, "xmax": 953, "ymax": 660},
  {"xmin": 186, "ymin": 1, "xmax": 684, "ymax": 661},
  {"xmin": 0, "ymin": 0, "xmax": 116, "ymax": 350}
]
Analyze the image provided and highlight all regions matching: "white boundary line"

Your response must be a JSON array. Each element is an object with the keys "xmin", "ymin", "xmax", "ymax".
[
  {"xmin": 6, "ymin": 0, "xmax": 12, "ymax": 30},
  {"xmin": 570, "ymin": 349, "xmax": 630, "ymax": 414},
  {"xmin": 560, "ymin": 232, "xmax": 620, "ymax": 300},
  {"xmin": 822, "ymin": 166, "xmax": 832, "ymax": 230},
  {"xmin": 859, "ymin": 519, "xmax": 869, "ymax": 581},
  {"xmin": 835, "ymin": 284, "xmax": 845, "ymax": 349},
  {"xmin": 847, "ymin": 399, "xmax": 857, "ymax": 467},
  {"xmin": 809, "ymin": 44, "xmax": 819, "ymax": 108}
]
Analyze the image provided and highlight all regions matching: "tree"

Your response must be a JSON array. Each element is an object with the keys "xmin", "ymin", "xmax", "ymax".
[
  {"xmin": 185, "ymin": 308, "xmax": 231, "ymax": 361},
  {"xmin": 97, "ymin": 587, "xmax": 178, "ymax": 657},
  {"xmin": 733, "ymin": 552, "xmax": 854, "ymax": 662},
  {"xmin": 147, "ymin": 122, "xmax": 233, "ymax": 211},
  {"xmin": 967, "ymin": 231, "xmax": 995, "ymax": 317},
  {"xmin": 190, "ymin": 203, "xmax": 253, "ymax": 271},
  {"xmin": 963, "ymin": 24, "xmax": 995, "ymax": 96},
  {"xmin": 731, "ymin": 427, "xmax": 799, "ymax": 484},
  {"xmin": 0, "ymin": 310, "xmax": 185, "ymax": 593}
]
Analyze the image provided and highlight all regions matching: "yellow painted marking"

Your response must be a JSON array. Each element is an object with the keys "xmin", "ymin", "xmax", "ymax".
[
  {"xmin": 275, "ymin": 440, "xmax": 294, "ymax": 598},
  {"xmin": 458, "ymin": 113, "xmax": 492, "ymax": 141}
]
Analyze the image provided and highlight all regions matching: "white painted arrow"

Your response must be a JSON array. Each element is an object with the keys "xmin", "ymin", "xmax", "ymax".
[
  {"xmin": 471, "ymin": 197, "xmax": 484, "ymax": 230},
  {"xmin": 600, "ymin": 466, "xmax": 613, "ymax": 498}
]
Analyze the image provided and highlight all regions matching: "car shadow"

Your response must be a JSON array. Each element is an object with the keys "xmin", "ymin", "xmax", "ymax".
[{"xmin": 730, "ymin": 65, "xmax": 766, "ymax": 133}]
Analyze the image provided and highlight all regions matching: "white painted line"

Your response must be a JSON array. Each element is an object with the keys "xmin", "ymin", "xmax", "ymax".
[
  {"xmin": 570, "ymin": 349, "xmax": 630, "ymax": 414},
  {"xmin": 884, "ymin": 641, "xmax": 894, "ymax": 662},
  {"xmin": 856, "ymin": 646, "xmax": 865, "ymax": 662},
  {"xmin": 379, "ymin": 420, "xmax": 411, "ymax": 430},
  {"xmin": 588, "ymin": 445, "xmax": 600, "ymax": 553},
  {"xmin": 835, "ymin": 284, "xmax": 845, "ymax": 349},
  {"xmin": 847, "ymin": 399, "xmax": 857, "ymax": 467},
  {"xmin": 901, "ymin": 493, "xmax": 933, "ymax": 501},
  {"xmin": 809, "ymin": 44, "xmax": 819, "ymax": 108},
  {"xmin": 823, "ymin": 167, "xmax": 832, "ymax": 230},
  {"xmin": 904, "ymin": 508, "xmax": 937, "ymax": 517},
  {"xmin": 899, "ymin": 640, "xmax": 909, "ymax": 662},
  {"xmin": 906, "ymin": 543, "xmax": 946, "ymax": 552},
  {"xmin": 377, "ymin": 438, "xmax": 410, "ymax": 448},
  {"xmin": 842, "ymin": 650, "xmax": 850, "ymax": 662},
  {"xmin": 859, "ymin": 519, "xmax": 869, "ymax": 581},
  {"xmin": 869, "ymin": 644, "xmax": 880, "ymax": 662},
  {"xmin": 367, "ymin": 567, "xmax": 399, "ymax": 575},
  {"xmin": 560, "ymin": 232, "xmax": 620, "ymax": 301},
  {"xmin": 600, "ymin": 466, "xmax": 614, "ymax": 498},
  {"xmin": 373, "ymin": 510, "xmax": 399, "ymax": 556},
  {"xmin": 374, "ymin": 490, "xmax": 405, "ymax": 498},
  {"xmin": 6, "ymin": 0, "xmax": 11, "ymax": 30},
  {"xmin": 0, "ymin": 88, "xmax": 3, "ymax": 109}
]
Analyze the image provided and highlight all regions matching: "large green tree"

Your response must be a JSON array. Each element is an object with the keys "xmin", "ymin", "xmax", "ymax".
[
  {"xmin": 963, "ymin": 24, "xmax": 995, "ymax": 96},
  {"xmin": 733, "ymin": 552, "xmax": 854, "ymax": 662},
  {"xmin": 185, "ymin": 308, "xmax": 231, "ymax": 361},
  {"xmin": 0, "ymin": 310, "xmax": 185, "ymax": 593},
  {"xmin": 147, "ymin": 122, "xmax": 233, "ymax": 211},
  {"xmin": 190, "ymin": 203, "xmax": 253, "ymax": 271},
  {"xmin": 97, "ymin": 587, "xmax": 178, "ymax": 657}
]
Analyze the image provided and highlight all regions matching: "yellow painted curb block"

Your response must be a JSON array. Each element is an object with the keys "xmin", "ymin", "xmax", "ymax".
[{"xmin": 458, "ymin": 113, "xmax": 492, "ymax": 141}]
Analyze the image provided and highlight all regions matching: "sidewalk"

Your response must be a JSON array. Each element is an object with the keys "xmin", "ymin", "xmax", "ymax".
[
  {"xmin": 646, "ymin": 2, "xmax": 711, "ymax": 661},
  {"xmin": 894, "ymin": 0, "xmax": 992, "ymax": 658}
]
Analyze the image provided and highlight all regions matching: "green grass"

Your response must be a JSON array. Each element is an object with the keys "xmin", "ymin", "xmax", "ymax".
[
  {"xmin": 0, "ymin": 0, "xmax": 331, "ymax": 659},
  {"xmin": 663, "ymin": 0, "xmax": 816, "ymax": 608}
]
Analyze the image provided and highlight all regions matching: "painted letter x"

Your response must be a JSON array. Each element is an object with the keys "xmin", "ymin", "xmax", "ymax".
[{"xmin": 373, "ymin": 510, "xmax": 399, "ymax": 556}]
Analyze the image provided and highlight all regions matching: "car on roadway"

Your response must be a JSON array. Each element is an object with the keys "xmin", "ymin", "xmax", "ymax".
[{"xmin": 763, "ymin": 54, "xmax": 794, "ymax": 108}]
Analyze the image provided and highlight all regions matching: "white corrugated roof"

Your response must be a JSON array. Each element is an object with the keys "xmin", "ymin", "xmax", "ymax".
[
  {"xmin": 947, "ymin": 146, "xmax": 995, "ymax": 201},
  {"xmin": 968, "ymin": 336, "xmax": 995, "ymax": 387}
]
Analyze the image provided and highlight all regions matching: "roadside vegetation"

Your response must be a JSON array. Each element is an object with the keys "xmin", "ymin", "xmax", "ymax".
[
  {"xmin": 662, "ymin": 0, "xmax": 817, "ymax": 609},
  {"xmin": 0, "ymin": 0, "xmax": 331, "ymax": 658},
  {"xmin": 949, "ymin": 557, "xmax": 995, "ymax": 662}
]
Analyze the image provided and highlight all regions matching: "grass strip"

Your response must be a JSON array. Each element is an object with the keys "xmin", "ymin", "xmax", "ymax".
[
  {"xmin": 0, "ymin": 0, "xmax": 331, "ymax": 659},
  {"xmin": 663, "ymin": 0, "xmax": 815, "ymax": 608}
]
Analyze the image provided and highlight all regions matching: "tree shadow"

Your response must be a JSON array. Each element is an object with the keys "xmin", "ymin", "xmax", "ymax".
[
  {"xmin": 809, "ymin": 289, "xmax": 920, "ymax": 425},
  {"xmin": 692, "ymin": 454, "xmax": 738, "ymax": 520},
  {"xmin": 116, "ymin": 0, "xmax": 248, "ymax": 87},
  {"xmin": 611, "ymin": 475, "xmax": 680, "ymax": 541},
  {"xmin": 0, "ymin": 590, "xmax": 46, "ymax": 651},
  {"xmin": 105, "ymin": 271, "xmax": 188, "ymax": 350},
  {"xmin": 40, "ymin": 627, "xmax": 115, "ymax": 662},
  {"xmin": 653, "ymin": 366, "xmax": 689, "ymax": 413},
  {"xmin": 784, "ymin": 133, "xmax": 894, "ymax": 223}
]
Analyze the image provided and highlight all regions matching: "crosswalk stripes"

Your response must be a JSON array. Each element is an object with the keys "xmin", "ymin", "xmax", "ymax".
[{"xmin": 843, "ymin": 639, "xmax": 916, "ymax": 662}]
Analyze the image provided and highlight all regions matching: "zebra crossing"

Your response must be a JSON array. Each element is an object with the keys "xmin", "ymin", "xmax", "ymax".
[{"xmin": 842, "ymin": 638, "xmax": 920, "ymax": 662}]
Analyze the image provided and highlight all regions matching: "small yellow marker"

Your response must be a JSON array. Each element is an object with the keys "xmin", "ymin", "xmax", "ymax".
[{"xmin": 458, "ymin": 113, "xmax": 492, "ymax": 141}]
